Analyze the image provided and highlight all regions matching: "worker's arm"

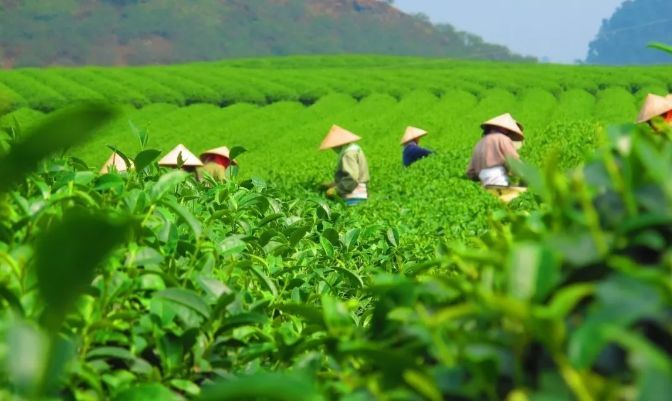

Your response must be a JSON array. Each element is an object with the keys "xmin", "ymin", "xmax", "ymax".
[
  {"xmin": 335, "ymin": 151, "xmax": 360, "ymax": 196},
  {"xmin": 501, "ymin": 139, "xmax": 520, "ymax": 176},
  {"xmin": 501, "ymin": 138, "xmax": 520, "ymax": 160},
  {"xmin": 415, "ymin": 146, "xmax": 433, "ymax": 158}
]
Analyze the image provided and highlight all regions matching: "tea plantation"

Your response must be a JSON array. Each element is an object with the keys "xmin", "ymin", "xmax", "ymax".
[{"xmin": 0, "ymin": 56, "xmax": 671, "ymax": 401}]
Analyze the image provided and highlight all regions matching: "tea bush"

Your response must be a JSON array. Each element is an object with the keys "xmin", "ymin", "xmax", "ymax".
[
  {"xmin": 0, "ymin": 56, "xmax": 671, "ymax": 112},
  {"xmin": 0, "ymin": 56, "xmax": 670, "ymax": 400},
  {"xmin": 0, "ymin": 104, "xmax": 670, "ymax": 401}
]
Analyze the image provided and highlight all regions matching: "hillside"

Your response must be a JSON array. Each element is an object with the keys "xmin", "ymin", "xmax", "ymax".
[
  {"xmin": 587, "ymin": 0, "xmax": 672, "ymax": 64},
  {"xmin": 0, "ymin": 0, "xmax": 532, "ymax": 68}
]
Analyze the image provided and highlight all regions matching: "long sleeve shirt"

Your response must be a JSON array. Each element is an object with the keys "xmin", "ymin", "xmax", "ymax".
[
  {"xmin": 403, "ymin": 143, "xmax": 433, "ymax": 167},
  {"xmin": 335, "ymin": 144, "xmax": 370, "ymax": 199},
  {"xmin": 466, "ymin": 132, "xmax": 520, "ymax": 180}
]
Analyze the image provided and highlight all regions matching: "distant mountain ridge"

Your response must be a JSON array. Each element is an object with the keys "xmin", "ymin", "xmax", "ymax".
[
  {"xmin": 587, "ymin": 0, "xmax": 672, "ymax": 64},
  {"xmin": 0, "ymin": 0, "xmax": 533, "ymax": 68}
]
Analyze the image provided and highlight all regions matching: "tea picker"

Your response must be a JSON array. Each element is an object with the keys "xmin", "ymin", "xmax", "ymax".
[
  {"xmin": 158, "ymin": 144, "xmax": 203, "ymax": 171},
  {"xmin": 319, "ymin": 125, "xmax": 370, "ymax": 206},
  {"xmin": 637, "ymin": 94, "xmax": 672, "ymax": 131},
  {"xmin": 400, "ymin": 126, "xmax": 433, "ymax": 167},
  {"xmin": 100, "ymin": 152, "xmax": 133, "ymax": 174},
  {"xmin": 197, "ymin": 146, "xmax": 236, "ymax": 182},
  {"xmin": 466, "ymin": 113, "xmax": 527, "ymax": 203}
]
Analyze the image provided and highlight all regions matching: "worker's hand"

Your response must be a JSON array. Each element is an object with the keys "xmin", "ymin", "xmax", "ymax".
[
  {"xmin": 320, "ymin": 181, "xmax": 335, "ymax": 190},
  {"xmin": 326, "ymin": 187, "xmax": 337, "ymax": 198}
]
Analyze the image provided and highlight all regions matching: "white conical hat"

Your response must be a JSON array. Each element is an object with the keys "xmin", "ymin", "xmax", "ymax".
[
  {"xmin": 637, "ymin": 94, "xmax": 672, "ymax": 123},
  {"xmin": 200, "ymin": 146, "xmax": 231, "ymax": 159},
  {"xmin": 667, "ymin": 94, "xmax": 672, "ymax": 101},
  {"xmin": 319, "ymin": 125, "xmax": 361, "ymax": 150},
  {"xmin": 481, "ymin": 113, "xmax": 525, "ymax": 141},
  {"xmin": 158, "ymin": 144, "xmax": 203, "ymax": 167},
  {"xmin": 200, "ymin": 146, "xmax": 238, "ymax": 165},
  {"xmin": 400, "ymin": 126, "xmax": 428, "ymax": 145},
  {"xmin": 100, "ymin": 152, "xmax": 133, "ymax": 174}
]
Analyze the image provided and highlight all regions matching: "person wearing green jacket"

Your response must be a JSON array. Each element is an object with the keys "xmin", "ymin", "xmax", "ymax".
[{"xmin": 320, "ymin": 125, "xmax": 370, "ymax": 206}]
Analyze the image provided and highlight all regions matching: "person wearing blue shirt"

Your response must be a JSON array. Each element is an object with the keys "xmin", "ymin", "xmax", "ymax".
[{"xmin": 401, "ymin": 126, "xmax": 433, "ymax": 167}]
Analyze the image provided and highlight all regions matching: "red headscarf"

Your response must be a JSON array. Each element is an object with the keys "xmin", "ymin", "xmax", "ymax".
[
  {"xmin": 205, "ymin": 154, "xmax": 231, "ymax": 168},
  {"xmin": 665, "ymin": 111, "xmax": 672, "ymax": 124}
]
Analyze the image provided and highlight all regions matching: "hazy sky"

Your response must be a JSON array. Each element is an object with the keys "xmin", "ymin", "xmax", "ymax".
[{"xmin": 394, "ymin": 0, "xmax": 625, "ymax": 63}]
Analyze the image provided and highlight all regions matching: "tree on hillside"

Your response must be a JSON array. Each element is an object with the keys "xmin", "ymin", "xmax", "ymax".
[{"xmin": 587, "ymin": 0, "xmax": 672, "ymax": 65}]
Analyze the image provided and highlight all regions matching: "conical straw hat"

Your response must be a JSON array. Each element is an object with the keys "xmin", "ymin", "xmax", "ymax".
[
  {"xmin": 100, "ymin": 152, "xmax": 133, "ymax": 174},
  {"xmin": 200, "ymin": 146, "xmax": 231, "ymax": 159},
  {"xmin": 637, "ymin": 94, "xmax": 672, "ymax": 123},
  {"xmin": 158, "ymin": 144, "xmax": 203, "ymax": 167},
  {"xmin": 481, "ymin": 113, "xmax": 525, "ymax": 141},
  {"xmin": 319, "ymin": 125, "xmax": 361, "ymax": 150},
  {"xmin": 400, "ymin": 126, "xmax": 428, "ymax": 145}
]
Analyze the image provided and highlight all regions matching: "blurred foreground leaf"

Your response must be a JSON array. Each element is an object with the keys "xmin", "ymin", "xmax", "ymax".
[
  {"xmin": 648, "ymin": 42, "xmax": 672, "ymax": 55},
  {"xmin": 35, "ymin": 210, "xmax": 128, "ymax": 330},
  {"xmin": 199, "ymin": 372, "xmax": 324, "ymax": 401},
  {"xmin": 0, "ymin": 102, "xmax": 118, "ymax": 193},
  {"xmin": 113, "ymin": 383, "xmax": 184, "ymax": 401}
]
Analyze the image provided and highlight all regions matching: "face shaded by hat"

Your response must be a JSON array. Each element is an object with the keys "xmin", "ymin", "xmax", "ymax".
[
  {"xmin": 200, "ymin": 146, "xmax": 237, "ymax": 168},
  {"xmin": 481, "ymin": 113, "xmax": 525, "ymax": 142},
  {"xmin": 158, "ymin": 144, "xmax": 203, "ymax": 168},
  {"xmin": 319, "ymin": 125, "xmax": 361, "ymax": 151},
  {"xmin": 400, "ymin": 126, "xmax": 428, "ymax": 145},
  {"xmin": 637, "ymin": 94, "xmax": 672, "ymax": 124}
]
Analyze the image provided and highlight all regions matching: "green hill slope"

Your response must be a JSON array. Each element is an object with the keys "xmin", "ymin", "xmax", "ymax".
[
  {"xmin": 0, "ymin": 0, "xmax": 532, "ymax": 68},
  {"xmin": 1, "ymin": 55, "xmax": 670, "ymax": 113}
]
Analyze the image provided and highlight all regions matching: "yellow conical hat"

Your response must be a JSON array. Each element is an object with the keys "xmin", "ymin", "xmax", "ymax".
[
  {"xmin": 400, "ymin": 126, "xmax": 428, "ymax": 145},
  {"xmin": 637, "ymin": 94, "xmax": 672, "ymax": 123},
  {"xmin": 100, "ymin": 152, "xmax": 133, "ymax": 174},
  {"xmin": 158, "ymin": 144, "xmax": 203, "ymax": 167},
  {"xmin": 481, "ymin": 113, "xmax": 524, "ymax": 141},
  {"xmin": 200, "ymin": 146, "xmax": 231, "ymax": 159},
  {"xmin": 319, "ymin": 125, "xmax": 361, "ymax": 151}
]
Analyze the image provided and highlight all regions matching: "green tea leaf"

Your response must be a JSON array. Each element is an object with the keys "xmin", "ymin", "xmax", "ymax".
[
  {"xmin": 134, "ymin": 149, "xmax": 162, "ymax": 171},
  {"xmin": 87, "ymin": 346, "xmax": 135, "ymax": 361},
  {"xmin": 200, "ymin": 371, "xmax": 323, "ymax": 401},
  {"xmin": 218, "ymin": 312, "xmax": 269, "ymax": 333},
  {"xmin": 250, "ymin": 264, "xmax": 278, "ymax": 297},
  {"xmin": 156, "ymin": 288, "xmax": 211, "ymax": 319},
  {"xmin": 507, "ymin": 242, "xmax": 559, "ymax": 302},
  {"xmin": 6, "ymin": 323, "xmax": 48, "ymax": 397},
  {"xmin": 113, "ymin": 383, "xmax": 184, "ymax": 401},
  {"xmin": 648, "ymin": 42, "xmax": 672, "ymax": 55},
  {"xmin": 322, "ymin": 294, "xmax": 353, "ymax": 337},
  {"xmin": 161, "ymin": 199, "xmax": 202, "ymax": 238},
  {"xmin": 220, "ymin": 235, "xmax": 247, "ymax": 258},
  {"xmin": 151, "ymin": 170, "xmax": 189, "ymax": 201},
  {"xmin": 35, "ymin": 210, "xmax": 128, "ymax": 330},
  {"xmin": 403, "ymin": 370, "xmax": 442, "ymax": 401},
  {"xmin": 128, "ymin": 120, "xmax": 150, "ymax": 150},
  {"xmin": 106, "ymin": 145, "xmax": 133, "ymax": 173},
  {"xmin": 228, "ymin": 145, "xmax": 248, "ymax": 161}
]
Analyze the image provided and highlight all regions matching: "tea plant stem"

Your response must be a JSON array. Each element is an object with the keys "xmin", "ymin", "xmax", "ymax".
[{"xmin": 553, "ymin": 353, "xmax": 595, "ymax": 401}]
